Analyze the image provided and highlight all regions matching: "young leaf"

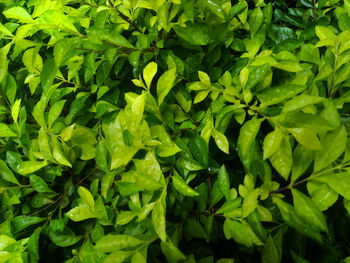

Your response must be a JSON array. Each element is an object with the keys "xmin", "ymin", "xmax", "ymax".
[
  {"xmin": 212, "ymin": 128, "xmax": 229, "ymax": 154},
  {"xmin": 238, "ymin": 118, "xmax": 263, "ymax": 158},
  {"xmin": 269, "ymin": 137, "xmax": 293, "ymax": 180},
  {"xmin": 242, "ymin": 189, "xmax": 259, "ymax": 218},
  {"xmin": 172, "ymin": 171, "xmax": 199, "ymax": 197},
  {"xmin": 66, "ymin": 206, "xmax": 95, "ymax": 222},
  {"xmin": 11, "ymin": 99, "xmax": 21, "ymax": 125},
  {"xmin": 263, "ymin": 128, "xmax": 283, "ymax": 160},
  {"xmin": 3, "ymin": 7, "xmax": 32, "ymax": 22},
  {"xmin": 143, "ymin": 62, "xmax": 157, "ymax": 90},
  {"xmin": 288, "ymin": 128, "xmax": 322, "ymax": 150},
  {"xmin": 78, "ymin": 186, "xmax": 95, "ymax": 211},
  {"xmin": 48, "ymin": 100, "xmax": 66, "ymax": 128},
  {"xmin": 17, "ymin": 160, "xmax": 48, "ymax": 175},
  {"xmin": 157, "ymin": 67, "xmax": 176, "ymax": 105},
  {"xmin": 0, "ymin": 123, "xmax": 17, "ymax": 137},
  {"xmin": 95, "ymin": 234, "xmax": 144, "ymax": 253}
]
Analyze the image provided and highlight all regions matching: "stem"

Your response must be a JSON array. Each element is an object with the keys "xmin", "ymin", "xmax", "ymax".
[
  {"xmin": 108, "ymin": 0, "xmax": 143, "ymax": 33},
  {"xmin": 313, "ymin": 0, "xmax": 318, "ymax": 21},
  {"xmin": 270, "ymin": 177, "xmax": 309, "ymax": 194},
  {"xmin": 270, "ymin": 163, "xmax": 346, "ymax": 194}
]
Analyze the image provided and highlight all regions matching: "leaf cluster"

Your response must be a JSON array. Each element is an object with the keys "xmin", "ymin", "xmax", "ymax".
[{"xmin": 0, "ymin": 0, "xmax": 350, "ymax": 262}]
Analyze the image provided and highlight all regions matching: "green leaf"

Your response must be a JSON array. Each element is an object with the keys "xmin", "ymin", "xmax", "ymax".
[
  {"xmin": 52, "ymin": 137, "xmax": 72, "ymax": 167},
  {"xmin": 33, "ymin": 100, "xmax": 46, "ymax": 129},
  {"xmin": 143, "ymin": 62, "xmax": 157, "ymax": 90},
  {"xmin": 0, "ymin": 22, "xmax": 14, "ymax": 37},
  {"xmin": 49, "ymin": 227, "xmax": 82, "ymax": 247},
  {"xmin": 194, "ymin": 90, "xmax": 210, "ymax": 104},
  {"xmin": 223, "ymin": 219, "xmax": 263, "ymax": 246},
  {"xmin": 174, "ymin": 23, "xmax": 211, "ymax": 46},
  {"xmin": 238, "ymin": 118, "xmax": 263, "ymax": 159},
  {"xmin": 111, "ymin": 146, "xmax": 138, "ymax": 170},
  {"xmin": 274, "ymin": 198, "xmax": 322, "ymax": 242},
  {"xmin": 78, "ymin": 186, "xmax": 95, "ymax": 211},
  {"xmin": 292, "ymin": 189, "xmax": 328, "ymax": 232},
  {"xmin": 0, "ymin": 123, "xmax": 17, "ymax": 137},
  {"xmin": 66, "ymin": 206, "xmax": 95, "ymax": 222},
  {"xmin": 11, "ymin": 99, "xmax": 21, "ymax": 125},
  {"xmin": 315, "ymin": 26, "xmax": 336, "ymax": 42},
  {"xmin": 103, "ymin": 251, "xmax": 133, "ymax": 263},
  {"xmin": 0, "ymin": 235, "xmax": 16, "ymax": 251},
  {"xmin": 0, "ymin": 43, "xmax": 11, "ymax": 83},
  {"xmin": 12, "ymin": 216, "xmax": 45, "ymax": 233},
  {"xmin": 216, "ymin": 198, "xmax": 242, "ymax": 214},
  {"xmin": 298, "ymin": 44, "xmax": 320, "ymax": 64},
  {"xmin": 283, "ymin": 95, "xmax": 324, "ymax": 113},
  {"xmin": 172, "ymin": 170, "xmax": 199, "ymax": 197},
  {"xmin": 288, "ymin": 128, "xmax": 322, "ymax": 150},
  {"xmin": 161, "ymin": 237, "xmax": 187, "ymax": 262},
  {"xmin": 48, "ymin": 100, "xmax": 66, "ymax": 128},
  {"xmin": 269, "ymin": 137, "xmax": 293, "ymax": 180},
  {"xmin": 313, "ymin": 172, "xmax": 350, "ymax": 199},
  {"xmin": 17, "ymin": 160, "xmax": 48, "ymax": 175},
  {"xmin": 3, "ymin": 7, "xmax": 32, "ymax": 22},
  {"xmin": 206, "ymin": 0, "xmax": 226, "ymax": 19},
  {"xmin": 257, "ymin": 85, "xmax": 307, "ymax": 106},
  {"xmin": 263, "ymin": 128, "xmax": 283, "ymax": 160},
  {"xmin": 262, "ymin": 235, "xmax": 280, "ymax": 263},
  {"xmin": 246, "ymin": 63, "xmax": 270, "ymax": 90},
  {"xmin": 30, "ymin": 174, "xmax": 54, "ymax": 193},
  {"xmin": 152, "ymin": 188, "xmax": 167, "ymax": 242},
  {"xmin": 0, "ymin": 160, "xmax": 19, "ymax": 185},
  {"xmin": 28, "ymin": 227, "xmax": 41, "ymax": 262},
  {"xmin": 218, "ymin": 165, "xmax": 230, "ymax": 199},
  {"xmin": 242, "ymin": 189, "xmax": 259, "ymax": 218},
  {"xmin": 95, "ymin": 234, "xmax": 144, "ymax": 253},
  {"xmin": 157, "ymin": 67, "xmax": 176, "ymax": 105},
  {"xmin": 345, "ymin": 0, "xmax": 350, "ymax": 16},
  {"xmin": 116, "ymin": 211, "xmax": 137, "ymax": 225},
  {"xmin": 198, "ymin": 71, "xmax": 211, "ymax": 86},
  {"xmin": 96, "ymin": 141, "xmax": 108, "ymax": 172},
  {"xmin": 212, "ymin": 128, "xmax": 229, "ymax": 154},
  {"xmin": 291, "ymin": 145, "xmax": 314, "ymax": 182},
  {"xmin": 307, "ymin": 181, "xmax": 338, "ymax": 211},
  {"xmin": 188, "ymin": 135, "xmax": 209, "ymax": 168},
  {"xmin": 249, "ymin": 7, "xmax": 264, "ymax": 37},
  {"xmin": 314, "ymin": 126, "xmax": 347, "ymax": 172},
  {"xmin": 41, "ymin": 58, "xmax": 58, "ymax": 91}
]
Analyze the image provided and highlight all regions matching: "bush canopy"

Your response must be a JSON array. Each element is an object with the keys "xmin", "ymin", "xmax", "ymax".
[{"xmin": 0, "ymin": 0, "xmax": 350, "ymax": 262}]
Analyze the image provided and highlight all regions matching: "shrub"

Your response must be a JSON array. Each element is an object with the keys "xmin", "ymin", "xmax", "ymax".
[{"xmin": 0, "ymin": 0, "xmax": 350, "ymax": 262}]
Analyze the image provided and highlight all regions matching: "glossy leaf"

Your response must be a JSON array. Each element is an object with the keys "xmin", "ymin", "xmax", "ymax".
[
  {"xmin": 157, "ymin": 67, "xmax": 176, "ymax": 105},
  {"xmin": 0, "ymin": 160, "xmax": 19, "ymax": 185}
]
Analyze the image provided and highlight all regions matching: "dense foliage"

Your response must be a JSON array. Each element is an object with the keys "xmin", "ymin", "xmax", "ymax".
[{"xmin": 0, "ymin": 0, "xmax": 350, "ymax": 262}]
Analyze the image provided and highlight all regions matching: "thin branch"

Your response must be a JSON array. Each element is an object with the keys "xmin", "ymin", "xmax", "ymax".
[{"xmin": 108, "ymin": 0, "xmax": 143, "ymax": 33}]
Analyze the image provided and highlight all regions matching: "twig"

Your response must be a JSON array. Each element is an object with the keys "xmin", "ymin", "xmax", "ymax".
[
  {"xmin": 108, "ymin": 0, "xmax": 143, "ymax": 33},
  {"xmin": 313, "ymin": 0, "xmax": 318, "ymax": 20}
]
